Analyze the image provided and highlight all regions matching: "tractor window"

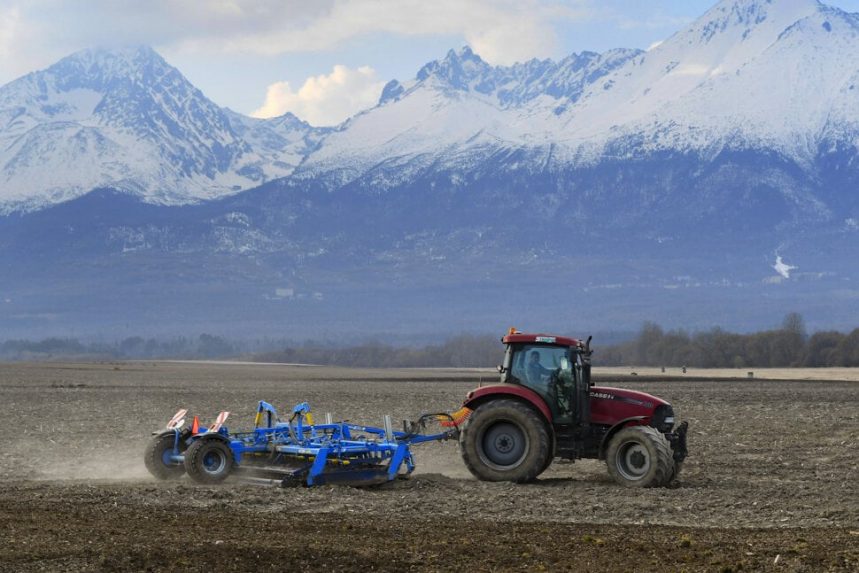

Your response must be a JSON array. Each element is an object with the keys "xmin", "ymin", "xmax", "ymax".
[{"xmin": 510, "ymin": 345, "xmax": 575, "ymax": 421}]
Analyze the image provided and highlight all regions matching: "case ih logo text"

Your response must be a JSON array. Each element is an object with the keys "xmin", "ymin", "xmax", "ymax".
[{"xmin": 590, "ymin": 392, "xmax": 614, "ymax": 400}]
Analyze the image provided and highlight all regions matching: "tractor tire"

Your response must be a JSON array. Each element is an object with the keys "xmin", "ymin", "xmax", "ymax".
[
  {"xmin": 666, "ymin": 461, "xmax": 683, "ymax": 484},
  {"xmin": 144, "ymin": 432, "xmax": 186, "ymax": 480},
  {"xmin": 184, "ymin": 438, "xmax": 234, "ymax": 484},
  {"xmin": 539, "ymin": 447, "xmax": 556, "ymax": 476},
  {"xmin": 605, "ymin": 425, "xmax": 674, "ymax": 488},
  {"xmin": 460, "ymin": 399, "xmax": 550, "ymax": 483}
]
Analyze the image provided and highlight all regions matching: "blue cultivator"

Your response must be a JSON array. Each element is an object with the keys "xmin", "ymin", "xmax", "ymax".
[{"xmin": 144, "ymin": 401, "xmax": 462, "ymax": 487}]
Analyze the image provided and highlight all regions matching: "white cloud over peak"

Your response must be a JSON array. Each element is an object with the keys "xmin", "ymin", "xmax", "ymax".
[
  {"xmin": 0, "ymin": 0, "xmax": 587, "ymax": 79},
  {"xmin": 0, "ymin": 7, "xmax": 20, "ymax": 59},
  {"xmin": 252, "ymin": 65, "xmax": 385, "ymax": 126},
  {"xmin": 174, "ymin": 0, "xmax": 586, "ymax": 66}
]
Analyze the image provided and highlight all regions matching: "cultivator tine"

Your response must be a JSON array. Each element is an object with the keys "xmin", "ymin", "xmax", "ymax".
[
  {"xmin": 209, "ymin": 411, "xmax": 230, "ymax": 432},
  {"xmin": 384, "ymin": 415, "xmax": 394, "ymax": 441},
  {"xmin": 166, "ymin": 408, "xmax": 188, "ymax": 430}
]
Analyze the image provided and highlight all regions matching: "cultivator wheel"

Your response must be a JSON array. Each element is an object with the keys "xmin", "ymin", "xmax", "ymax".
[
  {"xmin": 144, "ymin": 432, "xmax": 186, "ymax": 480},
  {"xmin": 605, "ymin": 426, "xmax": 674, "ymax": 488},
  {"xmin": 459, "ymin": 399, "xmax": 550, "ymax": 483},
  {"xmin": 184, "ymin": 438, "xmax": 235, "ymax": 484}
]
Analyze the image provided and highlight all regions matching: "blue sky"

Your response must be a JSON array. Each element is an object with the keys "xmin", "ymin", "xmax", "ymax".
[{"xmin": 2, "ymin": 0, "xmax": 858, "ymax": 125}]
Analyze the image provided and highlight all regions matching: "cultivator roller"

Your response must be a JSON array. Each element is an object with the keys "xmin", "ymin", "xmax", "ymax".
[{"xmin": 144, "ymin": 400, "xmax": 461, "ymax": 487}]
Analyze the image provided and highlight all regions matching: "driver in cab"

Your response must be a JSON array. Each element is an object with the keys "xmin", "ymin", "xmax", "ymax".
[{"xmin": 526, "ymin": 350, "xmax": 553, "ymax": 392}]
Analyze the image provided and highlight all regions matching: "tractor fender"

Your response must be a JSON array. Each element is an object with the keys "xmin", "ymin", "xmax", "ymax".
[
  {"xmin": 463, "ymin": 384, "xmax": 553, "ymax": 424},
  {"xmin": 462, "ymin": 384, "xmax": 554, "ymax": 438},
  {"xmin": 598, "ymin": 416, "xmax": 646, "ymax": 460}
]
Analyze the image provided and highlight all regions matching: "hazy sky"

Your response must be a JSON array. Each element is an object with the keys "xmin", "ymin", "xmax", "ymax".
[{"xmin": 2, "ymin": 0, "xmax": 858, "ymax": 125}]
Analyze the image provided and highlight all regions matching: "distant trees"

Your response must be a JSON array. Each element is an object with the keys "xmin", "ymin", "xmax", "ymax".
[
  {"xmin": 600, "ymin": 313, "xmax": 859, "ymax": 368},
  {"xmin": 255, "ymin": 334, "xmax": 502, "ymax": 368},
  {"xmin": 3, "ymin": 315, "xmax": 859, "ymax": 367},
  {"xmin": 0, "ymin": 337, "xmax": 89, "ymax": 358},
  {"xmin": 0, "ymin": 334, "xmax": 235, "ymax": 361}
]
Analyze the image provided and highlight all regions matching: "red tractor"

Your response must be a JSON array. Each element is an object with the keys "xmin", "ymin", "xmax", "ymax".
[{"xmin": 457, "ymin": 330, "xmax": 688, "ymax": 487}]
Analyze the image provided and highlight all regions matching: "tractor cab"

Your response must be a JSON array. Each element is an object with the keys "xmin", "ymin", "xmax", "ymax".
[{"xmin": 499, "ymin": 331, "xmax": 592, "ymax": 426}]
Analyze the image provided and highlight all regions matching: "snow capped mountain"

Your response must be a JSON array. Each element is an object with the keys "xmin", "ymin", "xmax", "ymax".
[
  {"xmin": 299, "ymin": 46, "xmax": 642, "ymax": 182},
  {"xmin": 563, "ymin": 0, "xmax": 859, "ymax": 160},
  {"xmin": 3, "ymin": 0, "xmax": 859, "ymax": 338},
  {"xmin": 0, "ymin": 46, "xmax": 324, "ymax": 213},
  {"xmin": 299, "ymin": 0, "xmax": 859, "ymax": 201},
  {"xmin": 224, "ymin": 110, "xmax": 328, "ymax": 183},
  {"xmin": 3, "ymin": 0, "xmax": 858, "ymax": 216}
]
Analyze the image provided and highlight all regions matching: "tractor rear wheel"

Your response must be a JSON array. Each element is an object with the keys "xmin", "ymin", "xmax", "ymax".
[
  {"xmin": 460, "ymin": 399, "xmax": 550, "ymax": 483},
  {"xmin": 605, "ymin": 425, "xmax": 673, "ymax": 487},
  {"xmin": 184, "ymin": 438, "xmax": 234, "ymax": 484},
  {"xmin": 144, "ymin": 432, "xmax": 186, "ymax": 480}
]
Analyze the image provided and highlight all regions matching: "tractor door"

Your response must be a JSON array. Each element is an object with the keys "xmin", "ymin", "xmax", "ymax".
[{"xmin": 507, "ymin": 344, "xmax": 576, "ymax": 423}]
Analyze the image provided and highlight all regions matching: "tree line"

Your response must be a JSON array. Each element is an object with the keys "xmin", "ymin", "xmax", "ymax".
[
  {"xmin": 253, "ymin": 313, "xmax": 859, "ymax": 368},
  {"xmin": 254, "ymin": 334, "xmax": 502, "ymax": 368},
  {"xmin": 2, "ymin": 314, "xmax": 858, "ymax": 368},
  {"xmin": 599, "ymin": 313, "xmax": 859, "ymax": 368},
  {"xmin": 0, "ymin": 334, "xmax": 235, "ymax": 361}
]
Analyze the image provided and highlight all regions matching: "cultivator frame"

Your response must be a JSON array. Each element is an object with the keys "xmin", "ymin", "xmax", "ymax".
[{"xmin": 145, "ymin": 401, "xmax": 461, "ymax": 487}]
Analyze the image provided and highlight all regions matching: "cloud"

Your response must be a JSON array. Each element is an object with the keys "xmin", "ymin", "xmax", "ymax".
[
  {"xmin": 251, "ymin": 65, "xmax": 385, "ymax": 126},
  {"xmin": 0, "ymin": 7, "xmax": 20, "ymax": 59},
  {"xmin": 0, "ymin": 0, "xmax": 588, "ymax": 79},
  {"xmin": 773, "ymin": 256, "xmax": 798, "ymax": 279},
  {"xmin": 174, "ymin": 0, "xmax": 587, "ymax": 65}
]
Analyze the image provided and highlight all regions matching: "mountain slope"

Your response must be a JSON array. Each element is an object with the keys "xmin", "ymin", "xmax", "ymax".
[
  {"xmin": 0, "ymin": 46, "xmax": 325, "ymax": 213},
  {"xmin": 562, "ymin": 0, "xmax": 859, "ymax": 161},
  {"xmin": 298, "ymin": 0, "xmax": 859, "ymax": 221},
  {"xmin": 299, "ymin": 46, "xmax": 642, "ymax": 184},
  {"xmin": 2, "ymin": 0, "xmax": 859, "ymax": 339}
]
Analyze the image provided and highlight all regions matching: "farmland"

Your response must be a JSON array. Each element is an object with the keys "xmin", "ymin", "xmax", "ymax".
[{"xmin": 0, "ymin": 362, "xmax": 857, "ymax": 571}]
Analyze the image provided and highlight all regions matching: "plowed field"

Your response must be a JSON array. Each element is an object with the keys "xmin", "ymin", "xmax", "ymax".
[{"xmin": 1, "ymin": 362, "xmax": 857, "ymax": 572}]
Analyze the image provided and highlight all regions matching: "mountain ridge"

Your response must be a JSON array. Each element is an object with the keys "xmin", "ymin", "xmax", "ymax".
[
  {"xmin": 0, "ymin": 45, "xmax": 328, "ymax": 213},
  {"xmin": 2, "ymin": 0, "xmax": 859, "ymax": 338}
]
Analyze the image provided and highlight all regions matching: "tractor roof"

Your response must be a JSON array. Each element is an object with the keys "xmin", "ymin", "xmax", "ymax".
[{"xmin": 502, "ymin": 332, "xmax": 581, "ymax": 347}]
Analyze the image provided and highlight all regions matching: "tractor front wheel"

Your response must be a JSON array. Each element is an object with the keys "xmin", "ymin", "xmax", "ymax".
[
  {"xmin": 144, "ymin": 432, "xmax": 186, "ymax": 480},
  {"xmin": 460, "ymin": 399, "xmax": 550, "ymax": 483},
  {"xmin": 605, "ymin": 425, "xmax": 674, "ymax": 487},
  {"xmin": 184, "ymin": 438, "xmax": 234, "ymax": 484}
]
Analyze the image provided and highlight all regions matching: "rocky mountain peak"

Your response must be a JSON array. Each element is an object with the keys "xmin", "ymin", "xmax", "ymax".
[{"xmin": 45, "ymin": 45, "xmax": 175, "ymax": 92}]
